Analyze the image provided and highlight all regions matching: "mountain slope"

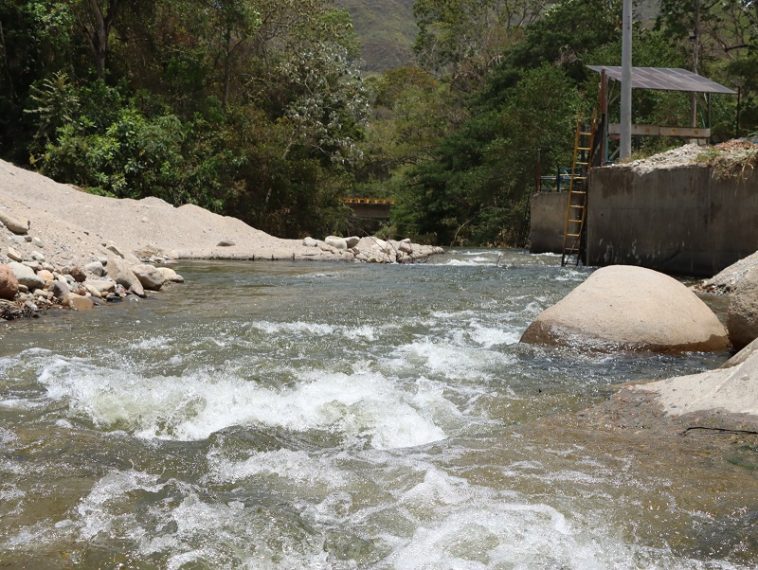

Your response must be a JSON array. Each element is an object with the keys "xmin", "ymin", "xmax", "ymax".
[{"xmin": 335, "ymin": 0, "xmax": 417, "ymax": 71}]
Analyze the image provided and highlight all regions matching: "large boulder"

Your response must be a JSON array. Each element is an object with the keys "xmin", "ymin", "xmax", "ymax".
[
  {"xmin": 726, "ymin": 266, "xmax": 758, "ymax": 350},
  {"xmin": 520, "ymin": 265, "xmax": 730, "ymax": 353},
  {"xmin": 106, "ymin": 254, "xmax": 145, "ymax": 297},
  {"xmin": 0, "ymin": 264, "xmax": 19, "ymax": 300}
]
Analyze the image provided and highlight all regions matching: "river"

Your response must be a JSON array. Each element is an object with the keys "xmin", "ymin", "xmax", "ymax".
[{"xmin": 0, "ymin": 249, "xmax": 755, "ymax": 569}]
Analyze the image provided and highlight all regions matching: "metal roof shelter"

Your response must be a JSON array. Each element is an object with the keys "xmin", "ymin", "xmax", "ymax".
[
  {"xmin": 587, "ymin": 66, "xmax": 735, "ymax": 95},
  {"xmin": 586, "ymin": 66, "xmax": 737, "ymax": 163}
]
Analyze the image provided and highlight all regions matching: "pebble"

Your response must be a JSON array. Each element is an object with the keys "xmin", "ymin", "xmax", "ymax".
[{"xmin": 7, "ymin": 247, "xmax": 22, "ymax": 262}]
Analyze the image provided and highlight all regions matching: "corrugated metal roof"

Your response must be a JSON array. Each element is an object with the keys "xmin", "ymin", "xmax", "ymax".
[{"xmin": 587, "ymin": 66, "xmax": 736, "ymax": 94}]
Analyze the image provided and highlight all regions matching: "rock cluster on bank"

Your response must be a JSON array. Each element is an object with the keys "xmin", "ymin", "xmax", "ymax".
[
  {"xmin": 0, "ymin": 235, "xmax": 183, "ymax": 320},
  {"xmin": 301, "ymin": 235, "xmax": 443, "ymax": 264},
  {"xmin": 520, "ymin": 265, "xmax": 730, "ymax": 353}
]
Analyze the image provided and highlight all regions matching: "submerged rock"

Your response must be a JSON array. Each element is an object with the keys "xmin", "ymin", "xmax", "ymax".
[{"xmin": 520, "ymin": 265, "xmax": 730, "ymax": 353}]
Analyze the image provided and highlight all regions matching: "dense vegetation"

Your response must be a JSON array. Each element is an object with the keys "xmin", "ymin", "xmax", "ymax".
[{"xmin": 1, "ymin": 1, "xmax": 756, "ymax": 245}]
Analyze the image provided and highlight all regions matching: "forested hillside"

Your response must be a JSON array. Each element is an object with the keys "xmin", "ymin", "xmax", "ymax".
[
  {"xmin": 1, "ymin": 1, "xmax": 756, "ymax": 245},
  {"xmin": 334, "ymin": 0, "xmax": 416, "ymax": 71}
]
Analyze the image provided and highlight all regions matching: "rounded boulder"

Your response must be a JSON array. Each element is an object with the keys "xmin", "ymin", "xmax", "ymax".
[{"xmin": 520, "ymin": 265, "xmax": 730, "ymax": 353}]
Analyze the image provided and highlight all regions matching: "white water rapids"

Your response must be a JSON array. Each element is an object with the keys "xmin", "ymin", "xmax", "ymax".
[{"xmin": 0, "ymin": 250, "xmax": 754, "ymax": 568}]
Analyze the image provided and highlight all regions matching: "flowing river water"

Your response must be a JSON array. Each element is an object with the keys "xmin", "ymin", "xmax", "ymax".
[{"xmin": 0, "ymin": 249, "xmax": 756, "ymax": 569}]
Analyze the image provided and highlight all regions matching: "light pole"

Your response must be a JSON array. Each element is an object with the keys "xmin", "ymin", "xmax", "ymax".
[{"xmin": 620, "ymin": 0, "xmax": 632, "ymax": 159}]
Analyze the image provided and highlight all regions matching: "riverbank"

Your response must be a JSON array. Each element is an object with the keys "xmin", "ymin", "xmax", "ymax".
[{"xmin": 0, "ymin": 160, "xmax": 442, "ymax": 319}]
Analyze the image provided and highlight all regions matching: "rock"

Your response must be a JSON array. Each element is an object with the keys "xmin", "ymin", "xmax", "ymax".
[
  {"xmin": 722, "ymin": 337, "xmax": 758, "ymax": 369},
  {"xmin": 398, "ymin": 240, "xmax": 413, "ymax": 254},
  {"xmin": 325, "ymin": 236, "xmax": 348, "ymax": 250},
  {"xmin": 355, "ymin": 237, "xmax": 394, "ymax": 263},
  {"xmin": 131, "ymin": 264, "xmax": 165, "ymax": 290},
  {"xmin": 84, "ymin": 284, "xmax": 102, "ymax": 298},
  {"xmin": 52, "ymin": 279, "xmax": 70, "ymax": 300},
  {"xmin": 0, "ymin": 265, "xmax": 19, "ymax": 300},
  {"xmin": 67, "ymin": 294, "xmax": 94, "ymax": 311},
  {"xmin": 157, "ymin": 267, "xmax": 184, "ymax": 283},
  {"xmin": 106, "ymin": 254, "xmax": 145, "ymax": 297},
  {"xmin": 84, "ymin": 261, "xmax": 106, "ymax": 277},
  {"xmin": 24, "ymin": 235, "xmax": 32, "ymax": 242},
  {"xmin": 30, "ymin": 251, "xmax": 45, "ymax": 262},
  {"xmin": 345, "ymin": 236, "xmax": 360, "ymax": 248},
  {"xmin": 69, "ymin": 266, "xmax": 87, "ymax": 283},
  {"xmin": 104, "ymin": 242, "xmax": 124, "ymax": 258},
  {"xmin": 7, "ymin": 247, "xmax": 22, "ymax": 262},
  {"xmin": 726, "ymin": 266, "xmax": 758, "ymax": 350},
  {"xmin": 631, "ymin": 341, "xmax": 758, "ymax": 418},
  {"xmin": 699, "ymin": 250, "xmax": 758, "ymax": 293},
  {"xmin": 520, "ymin": 265, "xmax": 730, "ymax": 353},
  {"xmin": 37, "ymin": 270, "xmax": 54, "ymax": 287},
  {"xmin": 85, "ymin": 279, "xmax": 116, "ymax": 296},
  {"xmin": 303, "ymin": 237, "xmax": 320, "ymax": 248},
  {"xmin": 0, "ymin": 211, "xmax": 28, "ymax": 235},
  {"xmin": 8, "ymin": 261, "xmax": 45, "ymax": 291},
  {"xmin": 32, "ymin": 237, "xmax": 43, "ymax": 248},
  {"xmin": 217, "ymin": 240, "xmax": 235, "ymax": 247}
]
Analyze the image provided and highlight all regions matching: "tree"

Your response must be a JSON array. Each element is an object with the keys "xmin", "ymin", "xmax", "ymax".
[
  {"xmin": 72, "ymin": 0, "xmax": 122, "ymax": 78},
  {"xmin": 414, "ymin": 0, "xmax": 547, "ymax": 91}
]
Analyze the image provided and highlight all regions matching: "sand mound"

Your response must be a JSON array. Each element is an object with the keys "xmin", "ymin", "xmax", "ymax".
[{"xmin": 0, "ymin": 160, "xmax": 351, "ymax": 267}]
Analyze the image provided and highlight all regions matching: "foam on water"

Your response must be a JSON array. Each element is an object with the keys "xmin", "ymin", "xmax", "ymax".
[
  {"xmin": 386, "ymin": 338, "xmax": 514, "ymax": 382},
  {"xmin": 36, "ymin": 357, "xmax": 450, "ymax": 448},
  {"xmin": 468, "ymin": 322, "xmax": 521, "ymax": 348},
  {"xmin": 248, "ymin": 320, "xmax": 378, "ymax": 341},
  {"xmin": 208, "ymin": 448, "xmax": 345, "ymax": 485},
  {"xmin": 434, "ymin": 259, "xmax": 497, "ymax": 267}
]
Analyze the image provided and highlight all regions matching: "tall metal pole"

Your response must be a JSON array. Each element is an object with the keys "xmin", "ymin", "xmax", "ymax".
[
  {"xmin": 620, "ymin": 0, "xmax": 633, "ymax": 160},
  {"xmin": 691, "ymin": 0, "xmax": 701, "ymax": 129}
]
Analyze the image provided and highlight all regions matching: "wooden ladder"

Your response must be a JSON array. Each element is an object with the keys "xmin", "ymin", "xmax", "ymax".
[{"xmin": 561, "ymin": 117, "xmax": 596, "ymax": 267}]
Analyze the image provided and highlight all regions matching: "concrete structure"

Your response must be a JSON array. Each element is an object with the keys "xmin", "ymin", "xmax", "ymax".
[
  {"xmin": 586, "ymin": 165, "xmax": 758, "ymax": 276},
  {"xmin": 528, "ymin": 192, "xmax": 567, "ymax": 254}
]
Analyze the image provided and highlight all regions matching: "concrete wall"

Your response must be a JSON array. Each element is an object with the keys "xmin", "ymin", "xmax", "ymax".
[
  {"xmin": 529, "ymin": 191, "xmax": 567, "ymax": 254},
  {"xmin": 587, "ymin": 165, "xmax": 758, "ymax": 277}
]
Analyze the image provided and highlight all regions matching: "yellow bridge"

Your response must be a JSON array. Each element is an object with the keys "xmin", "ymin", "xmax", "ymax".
[
  {"xmin": 342, "ymin": 196, "xmax": 394, "ymax": 221},
  {"xmin": 342, "ymin": 197, "xmax": 395, "ymax": 206}
]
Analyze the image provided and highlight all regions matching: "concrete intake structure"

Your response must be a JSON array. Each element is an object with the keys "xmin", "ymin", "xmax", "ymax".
[
  {"xmin": 528, "ymin": 162, "xmax": 758, "ymax": 277},
  {"xmin": 585, "ymin": 164, "xmax": 758, "ymax": 277}
]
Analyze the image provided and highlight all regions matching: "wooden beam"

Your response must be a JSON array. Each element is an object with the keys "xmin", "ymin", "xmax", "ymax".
[{"xmin": 608, "ymin": 124, "xmax": 711, "ymax": 138}]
